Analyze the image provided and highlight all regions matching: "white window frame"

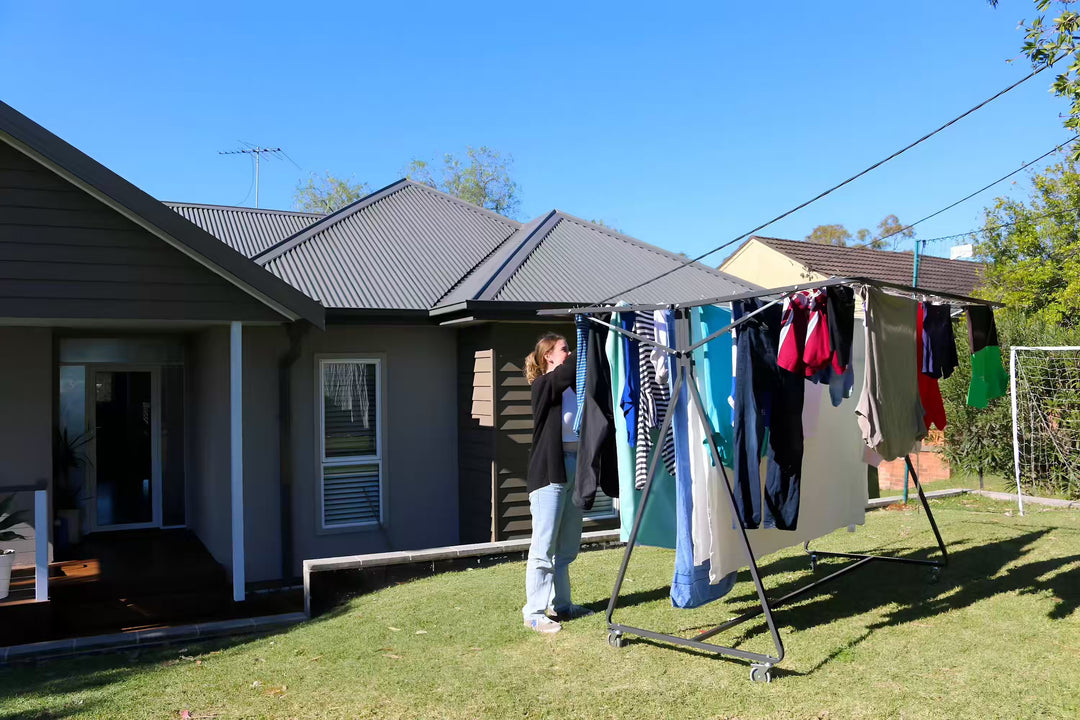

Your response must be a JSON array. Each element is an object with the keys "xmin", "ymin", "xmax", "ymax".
[{"xmin": 317, "ymin": 356, "xmax": 385, "ymax": 530}]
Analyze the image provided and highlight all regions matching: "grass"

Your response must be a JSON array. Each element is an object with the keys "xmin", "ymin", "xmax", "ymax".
[{"xmin": 2, "ymin": 496, "xmax": 1078, "ymax": 719}]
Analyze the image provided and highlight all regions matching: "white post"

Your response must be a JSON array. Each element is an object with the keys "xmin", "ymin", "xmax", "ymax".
[
  {"xmin": 34, "ymin": 488, "xmax": 48, "ymax": 602},
  {"xmin": 1010, "ymin": 347, "xmax": 1024, "ymax": 517},
  {"xmin": 230, "ymin": 321, "xmax": 246, "ymax": 601}
]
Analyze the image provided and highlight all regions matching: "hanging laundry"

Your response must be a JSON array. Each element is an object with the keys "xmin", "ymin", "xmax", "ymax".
[
  {"xmin": 855, "ymin": 287, "xmax": 927, "ymax": 461},
  {"xmin": 731, "ymin": 298, "xmax": 782, "ymax": 528},
  {"xmin": 690, "ymin": 305, "xmax": 735, "ymax": 566},
  {"xmin": 634, "ymin": 312, "xmax": 676, "ymax": 489},
  {"xmin": 572, "ymin": 315, "xmax": 589, "ymax": 435},
  {"xmin": 763, "ymin": 363, "xmax": 804, "ymax": 530},
  {"xmin": 916, "ymin": 304, "xmax": 947, "ymax": 431},
  {"xmin": 802, "ymin": 289, "xmax": 833, "ymax": 376},
  {"xmin": 669, "ymin": 310, "xmax": 736, "ymax": 608},
  {"xmin": 574, "ymin": 317, "xmax": 619, "ymax": 510},
  {"xmin": 922, "ymin": 302, "xmax": 958, "ymax": 380},
  {"xmin": 777, "ymin": 292, "xmax": 810, "ymax": 374},
  {"xmin": 966, "ymin": 305, "xmax": 1008, "ymax": 408},
  {"xmin": 609, "ymin": 311, "xmax": 675, "ymax": 548},
  {"xmin": 618, "ymin": 311, "xmax": 640, "ymax": 446}
]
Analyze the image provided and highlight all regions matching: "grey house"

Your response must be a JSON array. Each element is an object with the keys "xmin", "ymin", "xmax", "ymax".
[{"xmin": 0, "ymin": 101, "xmax": 752, "ymax": 629}]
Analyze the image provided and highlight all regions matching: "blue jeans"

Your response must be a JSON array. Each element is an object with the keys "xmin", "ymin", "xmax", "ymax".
[{"xmin": 523, "ymin": 453, "xmax": 584, "ymax": 620}]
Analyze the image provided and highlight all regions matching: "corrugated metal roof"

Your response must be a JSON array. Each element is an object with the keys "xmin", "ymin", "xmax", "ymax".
[
  {"xmin": 165, "ymin": 202, "xmax": 323, "ymax": 258},
  {"xmin": 256, "ymin": 180, "xmax": 521, "ymax": 309},
  {"xmin": 748, "ymin": 235, "xmax": 986, "ymax": 297},
  {"xmin": 440, "ymin": 211, "xmax": 756, "ymax": 306}
]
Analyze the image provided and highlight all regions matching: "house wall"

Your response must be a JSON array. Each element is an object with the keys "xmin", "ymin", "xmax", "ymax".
[
  {"xmin": 289, "ymin": 323, "xmax": 459, "ymax": 574},
  {"xmin": 241, "ymin": 325, "xmax": 287, "ymax": 583},
  {"xmin": 457, "ymin": 325, "xmax": 496, "ymax": 543},
  {"xmin": 0, "ymin": 141, "xmax": 281, "ymax": 322},
  {"xmin": 0, "ymin": 327, "xmax": 52, "ymax": 567},
  {"xmin": 719, "ymin": 240, "xmax": 824, "ymax": 288},
  {"xmin": 187, "ymin": 327, "xmax": 233, "ymax": 572}
]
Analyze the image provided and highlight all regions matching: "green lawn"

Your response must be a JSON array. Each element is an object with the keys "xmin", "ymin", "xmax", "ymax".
[{"xmin": 3, "ymin": 496, "xmax": 1079, "ymax": 720}]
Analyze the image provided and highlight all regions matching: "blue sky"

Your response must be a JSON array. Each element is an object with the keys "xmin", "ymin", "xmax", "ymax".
[{"xmin": 0, "ymin": 1, "xmax": 1069, "ymax": 263}]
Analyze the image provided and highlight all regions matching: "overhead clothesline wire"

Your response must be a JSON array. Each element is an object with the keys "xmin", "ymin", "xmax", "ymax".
[
  {"xmin": 872, "ymin": 135, "xmax": 1078, "ymax": 248},
  {"xmin": 600, "ymin": 64, "xmax": 1053, "ymax": 304}
]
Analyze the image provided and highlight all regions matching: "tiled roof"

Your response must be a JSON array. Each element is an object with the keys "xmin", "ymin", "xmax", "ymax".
[
  {"xmin": 749, "ymin": 235, "xmax": 986, "ymax": 297},
  {"xmin": 165, "ymin": 202, "xmax": 322, "ymax": 258}
]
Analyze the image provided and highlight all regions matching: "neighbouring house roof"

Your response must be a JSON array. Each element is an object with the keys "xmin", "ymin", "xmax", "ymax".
[
  {"xmin": 438, "ymin": 210, "xmax": 756, "ymax": 308},
  {"xmin": 743, "ymin": 235, "xmax": 986, "ymax": 297},
  {"xmin": 0, "ymin": 101, "xmax": 325, "ymax": 327},
  {"xmin": 252, "ymin": 179, "xmax": 522, "ymax": 310},
  {"xmin": 165, "ymin": 202, "xmax": 323, "ymax": 258}
]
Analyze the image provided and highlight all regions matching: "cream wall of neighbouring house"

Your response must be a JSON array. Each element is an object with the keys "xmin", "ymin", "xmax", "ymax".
[{"xmin": 719, "ymin": 239, "xmax": 825, "ymax": 289}]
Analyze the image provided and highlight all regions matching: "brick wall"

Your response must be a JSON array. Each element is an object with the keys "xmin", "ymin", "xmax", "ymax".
[{"xmin": 877, "ymin": 431, "xmax": 950, "ymax": 490}]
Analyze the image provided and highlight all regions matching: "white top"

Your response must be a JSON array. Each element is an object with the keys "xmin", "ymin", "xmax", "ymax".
[{"xmin": 561, "ymin": 387, "xmax": 578, "ymax": 443}]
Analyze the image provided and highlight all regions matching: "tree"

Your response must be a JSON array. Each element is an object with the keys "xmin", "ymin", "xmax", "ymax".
[
  {"xmin": 805, "ymin": 224, "xmax": 852, "ymax": 246},
  {"xmin": 405, "ymin": 146, "xmax": 520, "ymax": 217},
  {"xmin": 990, "ymin": 1, "xmax": 1080, "ymax": 158},
  {"xmin": 294, "ymin": 173, "xmax": 369, "ymax": 214},
  {"xmin": 975, "ymin": 159, "xmax": 1080, "ymax": 324},
  {"xmin": 876, "ymin": 214, "xmax": 915, "ymax": 251},
  {"xmin": 804, "ymin": 215, "xmax": 914, "ymax": 249}
]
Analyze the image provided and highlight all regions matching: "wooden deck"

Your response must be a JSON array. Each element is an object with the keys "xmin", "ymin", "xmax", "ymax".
[{"xmin": 0, "ymin": 529, "xmax": 300, "ymax": 646}]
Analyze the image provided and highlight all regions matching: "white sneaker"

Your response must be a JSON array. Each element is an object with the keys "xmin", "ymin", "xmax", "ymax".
[{"xmin": 524, "ymin": 616, "xmax": 562, "ymax": 633}]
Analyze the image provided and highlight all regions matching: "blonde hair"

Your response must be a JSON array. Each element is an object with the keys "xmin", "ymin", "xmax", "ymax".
[{"xmin": 525, "ymin": 333, "xmax": 567, "ymax": 385}]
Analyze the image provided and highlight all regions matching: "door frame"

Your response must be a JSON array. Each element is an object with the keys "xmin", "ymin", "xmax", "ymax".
[{"xmin": 86, "ymin": 364, "xmax": 163, "ymax": 531}]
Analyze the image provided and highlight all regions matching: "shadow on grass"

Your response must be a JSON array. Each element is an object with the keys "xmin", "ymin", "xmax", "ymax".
[{"xmin": 603, "ymin": 518, "xmax": 1080, "ymax": 675}]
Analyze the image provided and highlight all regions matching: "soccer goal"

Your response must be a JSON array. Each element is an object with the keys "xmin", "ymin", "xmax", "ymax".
[{"xmin": 1010, "ymin": 346, "xmax": 1080, "ymax": 514}]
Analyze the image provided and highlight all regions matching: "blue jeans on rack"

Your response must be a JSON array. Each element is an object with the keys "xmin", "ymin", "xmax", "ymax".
[{"xmin": 523, "ymin": 453, "xmax": 584, "ymax": 621}]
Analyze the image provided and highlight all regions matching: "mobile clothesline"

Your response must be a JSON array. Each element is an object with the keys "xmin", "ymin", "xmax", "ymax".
[{"xmin": 539, "ymin": 276, "xmax": 1002, "ymax": 684}]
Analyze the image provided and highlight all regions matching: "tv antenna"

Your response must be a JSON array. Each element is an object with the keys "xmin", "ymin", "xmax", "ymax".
[{"xmin": 219, "ymin": 145, "xmax": 283, "ymax": 208}]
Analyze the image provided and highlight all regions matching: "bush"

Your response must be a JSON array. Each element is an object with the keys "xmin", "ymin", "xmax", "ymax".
[{"xmin": 940, "ymin": 309, "xmax": 1080, "ymax": 498}]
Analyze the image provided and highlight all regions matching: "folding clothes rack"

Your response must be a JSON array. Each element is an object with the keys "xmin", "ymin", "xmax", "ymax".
[{"xmin": 540, "ymin": 276, "xmax": 1002, "ymax": 683}]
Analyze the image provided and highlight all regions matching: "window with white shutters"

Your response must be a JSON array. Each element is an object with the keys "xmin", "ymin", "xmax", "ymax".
[{"xmin": 319, "ymin": 359, "xmax": 382, "ymax": 528}]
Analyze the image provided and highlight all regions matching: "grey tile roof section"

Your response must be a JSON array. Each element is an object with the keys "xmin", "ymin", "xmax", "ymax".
[
  {"xmin": 253, "ymin": 179, "xmax": 521, "ymax": 310},
  {"xmin": 0, "ymin": 101, "xmax": 325, "ymax": 327},
  {"xmin": 748, "ymin": 235, "xmax": 987, "ymax": 297},
  {"xmin": 164, "ymin": 202, "xmax": 322, "ymax": 258},
  {"xmin": 439, "ymin": 211, "xmax": 756, "ymax": 307}
]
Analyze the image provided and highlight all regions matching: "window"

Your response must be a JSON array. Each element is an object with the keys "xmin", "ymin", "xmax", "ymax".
[
  {"xmin": 319, "ymin": 359, "xmax": 382, "ymax": 528},
  {"xmin": 584, "ymin": 489, "xmax": 617, "ymax": 521}
]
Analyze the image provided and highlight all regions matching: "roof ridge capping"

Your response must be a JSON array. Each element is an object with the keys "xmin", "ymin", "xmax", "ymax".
[
  {"xmin": 163, "ymin": 201, "xmax": 324, "ymax": 217},
  {"xmin": 252, "ymin": 178, "xmax": 522, "ymax": 266},
  {"xmin": 553, "ymin": 210, "xmax": 755, "ymax": 288}
]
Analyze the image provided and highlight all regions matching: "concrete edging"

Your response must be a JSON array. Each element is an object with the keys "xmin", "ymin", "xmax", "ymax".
[
  {"xmin": 971, "ymin": 489, "xmax": 1080, "ymax": 509},
  {"xmin": 0, "ymin": 611, "xmax": 307, "ymax": 665}
]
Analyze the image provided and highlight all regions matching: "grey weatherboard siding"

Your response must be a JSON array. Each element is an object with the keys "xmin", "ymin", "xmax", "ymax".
[
  {"xmin": 166, "ymin": 203, "xmax": 323, "ymax": 259},
  {"xmin": 0, "ymin": 141, "xmax": 283, "ymax": 322}
]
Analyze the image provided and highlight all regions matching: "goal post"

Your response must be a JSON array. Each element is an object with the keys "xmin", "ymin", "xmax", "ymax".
[{"xmin": 1010, "ymin": 345, "xmax": 1080, "ymax": 514}]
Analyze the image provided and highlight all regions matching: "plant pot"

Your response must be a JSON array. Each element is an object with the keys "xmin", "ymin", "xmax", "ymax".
[
  {"xmin": 0, "ymin": 550, "xmax": 13, "ymax": 600},
  {"xmin": 58, "ymin": 508, "xmax": 81, "ymax": 545}
]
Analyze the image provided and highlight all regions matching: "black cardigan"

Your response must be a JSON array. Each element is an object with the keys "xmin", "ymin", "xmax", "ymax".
[{"xmin": 527, "ymin": 360, "xmax": 575, "ymax": 494}]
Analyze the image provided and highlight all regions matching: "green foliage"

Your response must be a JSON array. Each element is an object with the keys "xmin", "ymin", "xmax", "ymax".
[
  {"xmin": 0, "ymin": 494, "xmax": 27, "ymax": 543},
  {"xmin": 805, "ymin": 215, "xmax": 915, "ymax": 249},
  {"xmin": 940, "ymin": 309, "xmax": 1080, "ymax": 497},
  {"xmin": 405, "ymin": 146, "xmax": 520, "ymax": 217},
  {"xmin": 991, "ymin": 1, "xmax": 1080, "ymax": 157},
  {"xmin": 974, "ymin": 159, "xmax": 1080, "ymax": 325},
  {"xmin": 293, "ymin": 172, "xmax": 370, "ymax": 214},
  {"xmin": 805, "ymin": 223, "xmax": 851, "ymax": 246}
]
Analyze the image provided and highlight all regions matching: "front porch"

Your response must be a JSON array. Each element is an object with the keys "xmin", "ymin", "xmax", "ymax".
[{"xmin": 0, "ymin": 529, "xmax": 300, "ymax": 647}]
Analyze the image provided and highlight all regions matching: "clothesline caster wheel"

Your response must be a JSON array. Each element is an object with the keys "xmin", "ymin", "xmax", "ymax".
[
  {"xmin": 750, "ymin": 663, "xmax": 772, "ymax": 683},
  {"xmin": 927, "ymin": 566, "xmax": 941, "ymax": 585},
  {"xmin": 607, "ymin": 630, "xmax": 627, "ymax": 648},
  {"xmin": 809, "ymin": 553, "xmax": 818, "ymax": 572}
]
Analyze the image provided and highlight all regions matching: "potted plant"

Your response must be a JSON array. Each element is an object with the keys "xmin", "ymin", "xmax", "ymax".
[
  {"xmin": 0, "ymin": 493, "xmax": 27, "ymax": 600},
  {"xmin": 53, "ymin": 427, "xmax": 91, "ymax": 546}
]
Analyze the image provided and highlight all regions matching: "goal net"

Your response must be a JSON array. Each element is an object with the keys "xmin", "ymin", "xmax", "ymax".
[{"xmin": 1010, "ymin": 346, "xmax": 1080, "ymax": 512}]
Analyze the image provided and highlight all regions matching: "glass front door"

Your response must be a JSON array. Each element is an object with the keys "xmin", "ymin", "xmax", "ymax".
[{"xmin": 92, "ymin": 370, "xmax": 157, "ymax": 528}]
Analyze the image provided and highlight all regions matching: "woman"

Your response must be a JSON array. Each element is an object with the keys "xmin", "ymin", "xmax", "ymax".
[{"xmin": 521, "ymin": 333, "xmax": 593, "ymax": 633}]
